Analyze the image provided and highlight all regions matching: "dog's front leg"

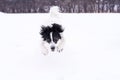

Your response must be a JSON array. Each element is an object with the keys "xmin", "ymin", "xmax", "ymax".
[
  {"xmin": 41, "ymin": 41, "xmax": 48, "ymax": 55},
  {"xmin": 57, "ymin": 37, "xmax": 65, "ymax": 53}
]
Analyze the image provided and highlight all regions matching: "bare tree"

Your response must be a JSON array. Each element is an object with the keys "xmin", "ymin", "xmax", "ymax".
[{"xmin": 0, "ymin": 0, "xmax": 120, "ymax": 13}]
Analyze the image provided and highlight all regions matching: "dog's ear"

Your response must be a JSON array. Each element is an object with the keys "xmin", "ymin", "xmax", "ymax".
[
  {"xmin": 40, "ymin": 26, "xmax": 51, "ymax": 35},
  {"xmin": 52, "ymin": 23, "xmax": 64, "ymax": 33}
]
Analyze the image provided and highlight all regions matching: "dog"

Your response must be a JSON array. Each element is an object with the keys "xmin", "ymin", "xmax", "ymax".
[{"xmin": 40, "ymin": 6, "xmax": 65, "ymax": 55}]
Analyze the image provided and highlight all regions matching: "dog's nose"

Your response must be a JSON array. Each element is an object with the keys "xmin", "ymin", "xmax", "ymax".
[{"xmin": 51, "ymin": 46, "xmax": 55, "ymax": 51}]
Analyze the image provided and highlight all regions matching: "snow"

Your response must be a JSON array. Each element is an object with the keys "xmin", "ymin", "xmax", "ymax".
[{"xmin": 0, "ymin": 13, "xmax": 120, "ymax": 80}]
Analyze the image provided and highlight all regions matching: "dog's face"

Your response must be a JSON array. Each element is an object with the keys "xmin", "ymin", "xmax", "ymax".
[{"xmin": 40, "ymin": 23, "xmax": 64, "ymax": 51}]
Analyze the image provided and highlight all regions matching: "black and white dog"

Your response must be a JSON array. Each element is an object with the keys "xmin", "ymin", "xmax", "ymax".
[{"xmin": 40, "ymin": 6, "xmax": 65, "ymax": 55}]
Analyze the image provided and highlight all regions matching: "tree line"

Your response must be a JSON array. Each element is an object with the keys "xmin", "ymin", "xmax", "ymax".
[{"xmin": 0, "ymin": 0, "xmax": 120, "ymax": 13}]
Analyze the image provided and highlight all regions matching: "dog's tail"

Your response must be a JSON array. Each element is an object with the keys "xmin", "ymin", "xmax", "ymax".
[{"xmin": 49, "ymin": 6, "xmax": 60, "ymax": 18}]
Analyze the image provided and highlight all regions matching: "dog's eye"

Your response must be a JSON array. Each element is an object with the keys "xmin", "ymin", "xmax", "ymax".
[
  {"xmin": 53, "ymin": 38, "xmax": 58, "ymax": 43},
  {"xmin": 46, "ymin": 38, "xmax": 51, "ymax": 43},
  {"xmin": 52, "ymin": 32, "xmax": 61, "ymax": 43}
]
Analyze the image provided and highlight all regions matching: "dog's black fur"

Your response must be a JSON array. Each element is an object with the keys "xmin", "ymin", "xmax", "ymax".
[{"xmin": 40, "ymin": 23, "xmax": 64, "ymax": 44}]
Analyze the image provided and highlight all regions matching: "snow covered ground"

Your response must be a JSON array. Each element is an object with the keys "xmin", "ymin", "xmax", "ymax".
[{"xmin": 0, "ymin": 13, "xmax": 120, "ymax": 80}]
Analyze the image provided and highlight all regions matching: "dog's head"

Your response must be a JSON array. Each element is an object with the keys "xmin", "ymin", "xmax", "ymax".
[{"xmin": 40, "ymin": 23, "xmax": 64, "ymax": 51}]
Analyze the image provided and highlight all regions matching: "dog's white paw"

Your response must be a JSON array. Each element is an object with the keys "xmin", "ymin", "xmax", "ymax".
[
  {"xmin": 41, "ymin": 49, "xmax": 48, "ymax": 55},
  {"xmin": 57, "ymin": 46, "xmax": 63, "ymax": 53}
]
